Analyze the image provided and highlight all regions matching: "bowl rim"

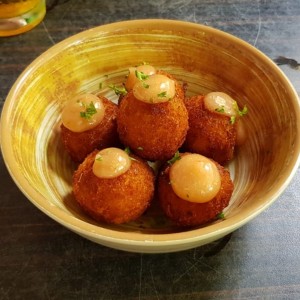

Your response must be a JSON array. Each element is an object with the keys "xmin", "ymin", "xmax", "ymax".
[{"xmin": 1, "ymin": 19, "xmax": 300, "ymax": 250}]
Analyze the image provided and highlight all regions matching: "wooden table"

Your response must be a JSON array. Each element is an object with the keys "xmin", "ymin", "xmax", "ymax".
[{"xmin": 1, "ymin": 1, "xmax": 300, "ymax": 299}]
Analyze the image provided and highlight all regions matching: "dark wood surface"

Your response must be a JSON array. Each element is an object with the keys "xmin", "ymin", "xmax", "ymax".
[{"xmin": 1, "ymin": 1, "xmax": 300, "ymax": 299}]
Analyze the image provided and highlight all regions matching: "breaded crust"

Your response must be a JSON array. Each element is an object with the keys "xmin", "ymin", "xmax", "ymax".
[
  {"xmin": 61, "ymin": 96, "xmax": 119, "ymax": 163},
  {"xmin": 183, "ymin": 95, "xmax": 237, "ymax": 165},
  {"xmin": 158, "ymin": 157, "xmax": 234, "ymax": 227},
  {"xmin": 117, "ymin": 71, "xmax": 189, "ymax": 161},
  {"xmin": 73, "ymin": 150, "xmax": 155, "ymax": 224}
]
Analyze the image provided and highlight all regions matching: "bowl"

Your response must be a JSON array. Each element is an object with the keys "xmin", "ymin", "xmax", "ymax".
[{"xmin": 1, "ymin": 19, "xmax": 300, "ymax": 253}]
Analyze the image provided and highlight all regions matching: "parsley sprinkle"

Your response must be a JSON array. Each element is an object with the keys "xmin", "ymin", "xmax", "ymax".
[
  {"xmin": 215, "ymin": 106, "xmax": 225, "ymax": 113},
  {"xmin": 157, "ymin": 91, "xmax": 167, "ymax": 98},
  {"xmin": 217, "ymin": 212, "xmax": 225, "ymax": 219},
  {"xmin": 96, "ymin": 155, "xmax": 103, "ymax": 162},
  {"xmin": 108, "ymin": 84, "xmax": 127, "ymax": 96},
  {"xmin": 238, "ymin": 105, "xmax": 248, "ymax": 116},
  {"xmin": 80, "ymin": 101, "xmax": 97, "ymax": 120},
  {"xmin": 230, "ymin": 116, "xmax": 236, "ymax": 124},
  {"xmin": 167, "ymin": 151, "xmax": 181, "ymax": 165},
  {"xmin": 124, "ymin": 146, "xmax": 138, "ymax": 161},
  {"xmin": 124, "ymin": 146, "xmax": 131, "ymax": 154},
  {"xmin": 233, "ymin": 101, "xmax": 248, "ymax": 117},
  {"xmin": 135, "ymin": 70, "xmax": 149, "ymax": 81}
]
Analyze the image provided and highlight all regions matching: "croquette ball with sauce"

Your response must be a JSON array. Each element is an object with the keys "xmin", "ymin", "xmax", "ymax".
[
  {"xmin": 158, "ymin": 153, "xmax": 234, "ymax": 227},
  {"xmin": 117, "ymin": 69, "xmax": 189, "ymax": 162},
  {"xmin": 73, "ymin": 148, "xmax": 155, "ymax": 224},
  {"xmin": 61, "ymin": 94, "xmax": 119, "ymax": 163},
  {"xmin": 183, "ymin": 92, "xmax": 245, "ymax": 165}
]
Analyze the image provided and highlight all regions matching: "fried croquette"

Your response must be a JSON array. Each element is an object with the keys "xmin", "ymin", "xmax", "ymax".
[
  {"xmin": 73, "ymin": 150, "xmax": 155, "ymax": 224},
  {"xmin": 117, "ymin": 71, "xmax": 189, "ymax": 161},
  {"xmin": 61, "ymin": 96, "xmax": 119, "ymax": 163},
  {"xmin": 158, "ymin": 156, "xmax": 234, "ymax": 227},
  {"xmin": 183, "ymin": 95, "xmax": 237, "ymax": 165}
]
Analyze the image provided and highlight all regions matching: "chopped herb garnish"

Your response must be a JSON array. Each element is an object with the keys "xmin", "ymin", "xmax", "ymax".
[
  {"xmin": 167, "ymin": 151, "xmax": 181, "ymax": 165},
  {"xmin": 229, "ymin": 101, "xmax": 248, "ymax": 124},
  {"xmin": 157, "ymin": 91, "xmax": 167, "ymax": 98},
  {"xmin": 135, "ymin": 70, "xmax": 149, "ymax": 81},
  {"xmin": 80, "ymin": 101, "xmax": 97, "ymax": 120},
  {"xmin": 124, "ymin": 146, "xmax": 131, "ymax": 155},
  {"xmin": 230, "ymin": 116, "xmax": 236, "ymax": 124},
  {"xmin": 233, "ymin": 101, "xmax": 248, "ymax": 117},
  {"xmin": 217, "ymin": 212, "xmax": 225, "ymax": 219},
  {"xmin": 108, "ymin": 84, "xmax": 127, "ymax": 96},
  {"xmin": 99, "ymin": 82, "xmax": 103, "ymax": 89},
  {"xmin": 238, "ymin": 105, "xmax": 248, "ymax": 117},
  {"xmin": 215, "ymin": 106, "xmax": 225, "ymax": 113},
  {"xmin": 142, "ymin": 82, "xmax": 150, "ymax": 89},
  {"xmin": 95, "ymin": 155, "xmax": 103, "ymax": 162},
  {"xmin": 124, "ymin": 146, "xmax": 138, "ymax": 161}
]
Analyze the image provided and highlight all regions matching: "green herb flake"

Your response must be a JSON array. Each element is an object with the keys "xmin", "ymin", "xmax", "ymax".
[
  {"xmin": 95, "ymin": 155, "xmax": 103, "ymax": 162},
  {"xmin": 124, "ymin": 146, "xmax": 138, "ymax": 161},
  {"xmin": 108, "ymin": 84, "xmax": 127, "ymax": 96},
  {"xmin": 230, "ymin": 116, "xmax": 236, "ymax": 124},
  {"xmin": 167, "ymin": 151, "xmax": 181, "ymax": 165},
  {"xmin": 238, "ymin": 105, "xmax": 248, "ymax": 117},
  {"xmin": 233, "ymin": 101, "xmax": 248, "ymax": 117},
  {"xmin": 217, "ymin": 212, "xmax": 225, "ymax": 219},
  {"xmin": 215, "ymin": 106, "xmax": 225, "ymax": 113},
  {"xmin": 80, "ymin": 101, "xmax": 97, "ymax": 120},
  {"xmin": 124, "ymin": 146, "xmax": 131, "ymax": 155},
  {"xmin": 142, "ymin": 82, "xmax": 150, "ymax": 89},
  {"xmin": 99, "ymin": 82, "xmax": 103, "ymax": 89},
  {"xmin": 135, "ymin": 70, "xmax": 149, "ymax": 81},
  {"xmin": 157, "ymin": 91, "xmax": 167, "ymax": 98}
]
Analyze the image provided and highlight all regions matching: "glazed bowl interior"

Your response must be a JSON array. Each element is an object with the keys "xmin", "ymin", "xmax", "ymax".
[{"xmin": 1, "ymin": 19, "xmax": 300, "ymax": 253}]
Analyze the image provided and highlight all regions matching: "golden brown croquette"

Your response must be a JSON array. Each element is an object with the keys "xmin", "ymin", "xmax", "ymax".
[
  {"xmin": 61, "ymin": 96, "xmax": 119, "ymax": 163},
  {"xmin": 117, "ymin": 71, "xmax": 189, "ymax": 161},
  {"xmin": 158, "ymin": 155, "xmax": 234, "ymax": 227},
  {"xmin": 183, "ymin": 95, "xmax": 237, "ymax": 165},
  {"xmin": 73, "ymin": 150, "xmax": 155, "ymax": 224}
]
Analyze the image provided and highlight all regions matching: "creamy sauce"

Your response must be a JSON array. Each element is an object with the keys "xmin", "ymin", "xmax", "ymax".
[
  {"xmin": 204, "ymin": 92, "xmax": 238, "ymax": 117},
  {"xmin": 92, "ymin": 148, "xmax": 131, "ymax": 179},
  {"xmin": 61, "ymin": 93, "xmax": 105, "ymax": 133},
  {"xmin": 169, "ymin": 154, "xmax": 221, "ymax": 203},
  {"xmin": 133, "ymin": 74, "xmax": 175, "ymax": 104},
  {"xmin": 125, "ymin": 65, "xmax": 156, "ymax": 91}
]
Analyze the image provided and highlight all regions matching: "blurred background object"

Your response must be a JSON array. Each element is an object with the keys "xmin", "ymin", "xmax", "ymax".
[{"xmin": 0, "ymin": 0, "xmax": 46, "ymax": 36}]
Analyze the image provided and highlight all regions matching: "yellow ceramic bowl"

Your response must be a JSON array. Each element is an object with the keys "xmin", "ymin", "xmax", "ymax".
[{"xmin": 1, "ymin": 20, "xmax": 300, "ymax": 253}]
